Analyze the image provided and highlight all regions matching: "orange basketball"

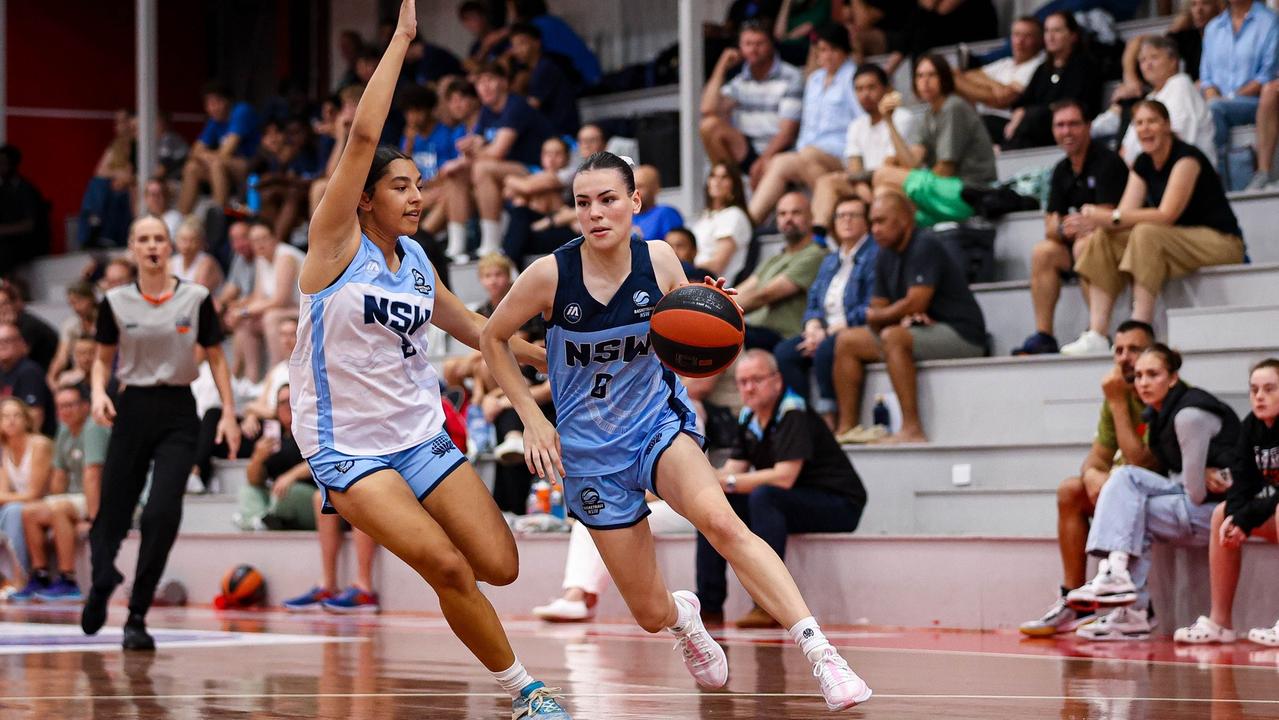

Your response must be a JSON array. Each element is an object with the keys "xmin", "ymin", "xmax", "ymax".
[
  {"xmin": 650, "ymin": 284, "xmax": 745, "ymax": 378},
  {"xmin": 220, "ymin": 564, "xmax": 266, "ymax": 607}
]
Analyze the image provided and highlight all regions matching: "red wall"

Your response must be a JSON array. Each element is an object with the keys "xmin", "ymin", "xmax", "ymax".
[{"xmin": 8, "ymin": 1, "xmax": 210, "ymax": 252}]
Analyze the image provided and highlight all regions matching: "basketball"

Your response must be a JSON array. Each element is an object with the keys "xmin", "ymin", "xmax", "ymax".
[
  {"xmin": 219, "ymin": 564, "xmax": 266, "ymax": 608},
  {"xmin": 650, "ymin": 284, "xmax": 745, "ymax": 378}
]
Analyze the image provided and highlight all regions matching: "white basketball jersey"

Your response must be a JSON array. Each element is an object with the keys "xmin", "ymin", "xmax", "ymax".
[{"xmin": 290, "ymin": 235, "xmax": 444, "ymax": 458}]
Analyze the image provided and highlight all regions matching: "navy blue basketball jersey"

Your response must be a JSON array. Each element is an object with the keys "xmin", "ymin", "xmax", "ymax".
[{"xmin": 546, "ymin": 237, "xmax": 696, "ymax": 476}]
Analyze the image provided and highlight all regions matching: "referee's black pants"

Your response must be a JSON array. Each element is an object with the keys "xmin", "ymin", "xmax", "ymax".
[{"xmin": 89, "ymin": 386, "xmax": 199, "ymax": 617}]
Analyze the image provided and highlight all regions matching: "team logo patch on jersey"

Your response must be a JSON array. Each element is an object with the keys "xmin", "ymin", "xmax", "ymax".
[
  {"xmin": 579, "ymin": 487, "xmax": 606, "ymax": 516},
  {"xmin": 335, "ymin": 460, "xmax": 355, "ymax": 474},
  {"xmin": 564, "ymin": 303, "xmax": 583, "ymax": 324},
  {"xmin": 428, "ymin": 436, "xmax": 454, "ymax": 458},
  {"xmin": 365, "ymin": 261, "xmax": 381, "ymax": 276},
  {"xmin": 412, "ymin": 269, "xmax": 433, "ymax": 296},
  {"xmin": 175, "ymin": 315, "xmax": 192, "ymax": 335},
  {"xmin": 632, "ymin": 290, "xmax": 650, "ymax": 307}
]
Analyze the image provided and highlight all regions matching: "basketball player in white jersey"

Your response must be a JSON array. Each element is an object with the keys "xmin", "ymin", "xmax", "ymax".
[{"xmin": 289, "ymin": 3, "xmax": 571, "ymax": 717}]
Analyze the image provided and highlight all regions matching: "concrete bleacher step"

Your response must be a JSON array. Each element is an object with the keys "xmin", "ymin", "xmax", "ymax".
[
  {"xmin": 179, "ymin": 493, "xmax": 240, "ymax": 534},
  {"xmin": 1168, "ymin": 304, "xmax": 1279, "ymax": 353},
  {"xmin": 20, "ymin": 250, "xmax": 99, "ymax": 304},
  {"xmin": 126, "ymin": 529, "xmax": 1279, "ymax": 633}
]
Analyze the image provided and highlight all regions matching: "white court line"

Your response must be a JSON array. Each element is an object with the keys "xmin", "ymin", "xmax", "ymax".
[{"xmin": 3, "ymin": 691, "xmax": 1279, "ymax": 704}]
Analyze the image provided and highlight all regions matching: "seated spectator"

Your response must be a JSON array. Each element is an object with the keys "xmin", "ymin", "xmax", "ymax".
[
  {"xmin": 9, "ymin": 385, "xmax": 107, "ymax": 603},
  {"xmin": 170, "ymin": 217, "xmax": 224, "ymax": 294},
  {"xmin": 307, "ymin": 86, "xmax": 360, "ymax": 223},
  {"xmin": 154, "ymin": 111, "xmax": 190, "ymax": 180},
  {"xmin": 178, "ymin": 82, "xmax": 262, "ymax": 215},
  {"xmin": 333, "ymin": 29, "xmax": 365, "ymax": 91},
  {"xmin": 512, "ymin": 0, "xmax": 602, "ymax": 88},
  {"xmin": 732, "ymin": 192, "xmax": 827, "ymax": 351},
  {"xmin": 45, "ymin": 281, "xmax": 98, "ymax": 389},
  {"xmin": 532, "ymin": 493, "xmax": 695, "ymax": 622},
  {"xmin": 187, "ymin": 353, "xmax": 258, "ymax": 494},
  {"xmin": 831, "ymin": 190, "xmax": 987, "ymax": 444},
  {"xmin": 690, "ymin": 163, "xmax": 754, "ymax": 282},
  {"xmin": 811, "ymin": 63, "xmax": 916, "ymax": 229},
  {"xmin": 747, "ymin": 23, "xmax": 861, "ymax": 225},
  {"xmin": 216, "ymin": 220, "xmax": 255, "ymax": 315},
  {"xmin": 954, "ymin": 16, "xmax": 1046, "ymax": 141},
  {"xmin": 774, "ymin": 196, "xmax": 877, "ymax": 428},
  {"xmin": 400, "ymin": 85, "xmax": 458, "ymax": 237},
  {"xmin": 141, "ymin": 177, "xmax": 182, "ymax": 240},
  {"xmin": 407, "ymin": 40, "xmax": 466, "ymax": 87},
  {"xmin": 279, "ymin": 502, "xmax": 381, "ymax": 613},
  {"xmin": 696, "ymin": 349, "xmax": 867, "ymax": 628},
  {"xmin": 501, "ymin": 136, "xmax": 574, "ymax": 266},
  {"xmin": 0, "ymin": 397, "xmax": 53, "ymax": 591},
  {"xmin": 576, "ymin": 123, "xmax": 606, "ymax": 158},
  {"xmin": 774, "ymin": 0, "xmax": 840, "ymax": 63},
  {"xmin": 1019, "ymin": 321, "xmax": 1155, "ymax": 636},
  {"xmin": 508, "ymin": 22, "xmax": 581, "ymax": 136},
  {"xmin": 458, "ymin": 1, "xmax": 510, "ymax": 66},
  {"xmin": 1102, "ymin": 36, "xmax": 1214, "ymax": 163},
  {"xmin": 897, "ymin": 0, "xmax": 999, "ymax": 67},
  {"xmin": 0, "ymin": 323, "xmax": 54, "ymax": 436},
  {"xmin": 444, "ymin": 61, "xmax": 555, "ymax": 259},
  {"xmin": 0, "ymin": 282, "xmax": 57, "ymax": 374},
  {"xmin": 241, "ymin": 385, "xmax": 316, "ymax": 531},
  {"xmin": 77, "ymin": 109, "xmax": 136, "ymax": 249},
  {"xmin": 52, "ymin": 337, "xmax": 95, "ymax": 390},
  {"xmin": 1201, "ymin": 0, "xmax": 1278, "ymax": 189},
  {"xmin": 632, "ymin": 165, "xmax": 683, "ymax": 241},
  {"xmin": 437, "ymin": 79, "xmax": 483, "ymax": 256},
  {"xmin": 0, "ymin": 145, "xmax": 51, "ymax": 276},
  {"xmin": 1013, "ymin": 100, "xmax": 1128, "ymax": 356},
  {"xmin": 1004, "ymin": 12, "xmax": 1103, "ymax": 150},
  {"xmin": 700, "ymin": 21, "xmax": 804, "ymax": 189},
  {"xmin": 250, "ymin": 119, "xmax": 315, "ymax": 244},
  {"xmin": 1112, "ymin": 0, "xmax": 1218, "ymax": 104},
  {"xmin": 1065, "ymin": 100, "xmax": 1244, "ymax": 356},
  {"xmin": 98, "ymin": 257, "xmax": 136, "ymax": 293},
  {"xmin": 1067, "ymin": 345, "xmax": 1240, "ymax": 641},
  {"xmin": 228, "ymin": 221, "xmax": 303, "ymax": 381},
  {"xmin": 664, "ymin": 227, "xmax": 716, "ymax": 281},
  {"xmin": 844, "ymin": 0, "xmax": 909, "ymax": 60},
  {"xmin": 872, "ymin": 55, "xmax": 998, "ymax": 227},
  {"xmin": 1174, "ymin": 358, "xmax": 1279, "ymax": 645}
]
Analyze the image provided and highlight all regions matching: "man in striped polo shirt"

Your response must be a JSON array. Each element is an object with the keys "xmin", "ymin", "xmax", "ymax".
[{"xmin": 700, "ymin": 20, "xmax": 804, "ymax": 189}]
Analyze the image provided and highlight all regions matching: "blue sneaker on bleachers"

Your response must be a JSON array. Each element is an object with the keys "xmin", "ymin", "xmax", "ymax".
[
  {"xmin": 321, "ymin": 586, "xmax": 381, "ymax": 614},
  {"xmin": 512, "ymin": 681, "xmax": 572, "ymax": 719},
  {"xmin": 9, "ymin": 575, "xmax": 49, "ymax": 604},
  {"xmin": 35, "ymin": 577, "xmax": 83, "ymax": 603},
  {"xmin": 282, "ymin": 586, "xmax": 335, "ymax": 613}
]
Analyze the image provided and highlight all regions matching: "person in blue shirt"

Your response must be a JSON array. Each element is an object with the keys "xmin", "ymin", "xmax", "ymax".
[
  {"xmin": 1200, "ymin": 0, "xmax": 1279, "ymax": 188},
  {"xmin": 632, "ymin": 165, "xmax": 683, "ymax": 241},
  {"xmin": 747, "ymin": 23, "xmax": 860, "ymax": 225},
  {"xmin": 178, "ymin": 82, "xmax": 261, "ymax": 216},
  {"xmin": 509, "ymin": 22, "xmax": 581, "ymax": 136},
  {"xmin": 512, "ymin": 0, "xmax": 602, "ymax": 87},
  {"xmin": 398, "ymin": 84, "xmax": 458, "ymax": 239}
]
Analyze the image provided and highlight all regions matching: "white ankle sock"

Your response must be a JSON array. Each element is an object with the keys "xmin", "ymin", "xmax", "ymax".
[
  {"xmin": 666, "ymin": 593, "xmax": 695, "ymax": 635},
  {"xmin": 491, "ymin": 658, "xmax": 534, "ymax": 699},
  {"xmin": 479, "ymin": 219, "xmax": 502, "ymax": 255},
  {"xmin": 447, "ymin": 222, "xmax": 467, "ymax": 256},
  {"xmin": 1107, "ymin": 551, "xmax": 1129, "ymax": 574},
  {"xmin": 789, "ymin": 616, "xmax": 833, "ymax": 662}
]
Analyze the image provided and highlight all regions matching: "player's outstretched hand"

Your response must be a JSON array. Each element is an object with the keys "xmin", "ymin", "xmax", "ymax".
[
  {"xmin": 524, "ymin": 415, "xmax": 565, "ymax": 480},
  {"xmin": 396, "ymin": 0, "xmax": 417, "ymax": 41},
  {"xmin": 700, "ymin": 275, "xmax": 738, "ymax": 296}
]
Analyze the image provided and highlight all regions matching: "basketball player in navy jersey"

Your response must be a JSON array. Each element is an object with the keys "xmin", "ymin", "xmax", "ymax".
[
  {"xmin": 480, "ymin": 152, "xmax": 872, "ymax": 711},
  {"xmin": 291, "ymin": 2, "xmax": 571, "ymax": 717}
]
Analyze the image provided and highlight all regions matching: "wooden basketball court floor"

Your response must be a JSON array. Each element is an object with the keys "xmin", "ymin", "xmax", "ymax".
[{"xmin": 2, "ymin": 605, "xmax": 1278, "ymax": 719}]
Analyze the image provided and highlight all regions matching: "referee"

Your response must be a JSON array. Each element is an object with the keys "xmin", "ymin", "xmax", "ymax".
[{"xmin": 81, "ymin": 215, "xmax": 241, "ymax": 650}]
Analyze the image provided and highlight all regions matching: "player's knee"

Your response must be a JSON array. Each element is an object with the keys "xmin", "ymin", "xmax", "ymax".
[
  {"xmin": 700, "ymin": 508, "xmax": 749, "ymax": 549},
  {"xmin": 420, "ymin": 552, "xmax": 476, "ymax": 594},
  {"xmin": 478, "ymin": 556, "xmax": 519, "ymax": 587}
]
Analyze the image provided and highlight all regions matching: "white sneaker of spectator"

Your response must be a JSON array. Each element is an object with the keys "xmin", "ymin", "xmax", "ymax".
[
  {"xmin": 1244, "ymin": 170, "xmax": 1275, "ymax": 192},
  {"xmin": 1059, "ymin": 330, "xmax": 1111, "ymax": 356},
  {"xmin": 1076, "ymin": 606, "xmax": 1155, "ymax": 641},
  {"xmin": 1174, "ymin": 615, "xmax": 1237, "ymax": 644},
  {"xmin": 1249, "ymin": 619, "xmax": 1279, "ymax": 647},
  {"xmin": 532, "ymin": 597, "xmax": 595, "ymax": 623},
  {"xmin": 494, "ymin": 432, "xmax": 526, "ymax": 466},
  {"xmin": 1066, "ymin": 559, "xmax": 1138, "ymax": 609},
  {"xmin": 1019, "ymin": 596, "xmax": 1096, "ymax": 637}
]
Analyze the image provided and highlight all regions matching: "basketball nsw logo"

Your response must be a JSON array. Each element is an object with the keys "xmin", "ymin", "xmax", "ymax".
[
  {"xmin": 428, "ymin": 436, "xmax": 454, "ymax": 458},
  {"xmin": 335, "ymin": 460, "xmax": 355, "ymax": 474},
  {"xmin": 580, "ymin": 487, "xmax": 606, "ymax": 516}
]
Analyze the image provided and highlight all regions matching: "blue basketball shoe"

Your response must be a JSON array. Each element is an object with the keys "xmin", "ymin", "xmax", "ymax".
[{"xmin": 511, "ymin": 681, "xmax": 572, "ymax": 719}]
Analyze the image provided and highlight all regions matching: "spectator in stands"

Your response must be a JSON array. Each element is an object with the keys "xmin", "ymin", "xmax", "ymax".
[
  {"xmin": 1013, "ymin": 100, "xmax": 1129, "ymax": 356},
  {"xmin": 435, "ymin": 79, "xmax": 483, "ymax": 257},
  {"xmin": 77, "ymin": 109, "xmax": 136, "ymax": 249},
  {"xmin": 501, "ymin": 136, "xmax": 575, "ymax": 267},
  {"xmin": 0, "ymin": 145, "xmax": 50, "ymax": 276},
  {"xmin": 898, "ymin": 0, "xmax": 999, "ymax": 67},
  {"xmin": 1067, "ymin": 345, "xmax": 1240, "ymax": 641},
  {"xmin": 98, "ymin": 257, "xmax": 136, "ymax": 293},
  {"xmin": 1105, "ymin": 36, "xmax": 1214, "ymax": 163},
  {"xmin": 844, "ymin": 0, "xmax": 909, "ymax": 61},
  {"xmin": 691, "ymin": 163, "xmax": 754, "ymax": 283},
  {"xmin": 1174, "ymin": 358, "xmax": 1279, "ymax": 645},
  {"xmin": 747, "ymin": 23, "xmax": 860, "ymax": 226},
  {"xmin": 10, "ymin": 385, "xmax": 106, "ymax": 603},
  {"xmin": 233, "ymin": 316, "xmax": 295, "ymax": 456},
  {"xmin": 872, "ymin": 55, "xmax": 998, "ymax": 227},
  {"xmin": 811, "ymin": 63, "xmax": 916, "ymax": 229},
  {"xmin": 831, "ymin": 190, "xmax": 987, "ymax": 444},
  {"xmin": 665, "ymin": 227, "xmax": 715, "ymax": 281},
  {"xmin": 170, "ymin": 217, "xmax": 224, "ymax": 294},
  {"xmin": 700, "ymin": 21, "xmax": 804, "ymax": 188},
  {"xmin": 52, "ymin": 338, "xmax": 95, "ymax": 391},
  {"xmin": 576, "ymin": 123, "xmax": 605, "ymax": 158},
  {"xmin": 511, "ymin": 0, "xmax": 602, "ymax": 88},
  {"xmin": 774, "ymin": 0, "xmax": 840, "ymax": 64},
  {"xmin": 508, "ymin": 22, "xmax": 581, "ymax": 136},
  {"xmin": 1201, "ymin": 0, "xmax": 1278, "ymax": 189},
  {"xmin": 400, "ymin": 85, "xmax": 458, "ymax": 239},
  {"xmin": 458, "ymin": 1, "xmax": 510, "ymax": 66},
  {"xmin": 1004, "ymin": 12, "xmax": 1103, "ymax": 149},
  {"xmin": 1019, "ymin": 320, "xmax": 1155, "ymax": 636},
  {"xmin": 632, "ymin": 165, "xmax": 684, "ymax": 241},
  {"xmin": 251, "ymin": 119, "xmax": 315, "ymax": 245},
  {"xmin": 0, "ymin": 285, "xmax": 57, "ymax": 379},
  {"xmin": 774, "ymin": 196, "xmax": 876, "ymax": 428},
  {"xmin": 46, "ymin": 282, "xmax": 98, "ymax": 390},
  {"xmin": 0, "ymin": 397, "xmax": 52, "ymax": 592},
  {"xmin": 155, "ymin": 111, "xmax": 190, "ymax": 180},
  {"xmin": 217, "ymin": 220, "xmax": 254, "ymax": 314},
  {"xmin": 955, "ymin": 16, "xmax": 1046, "ymax": 141},
  {"xmin": 696, "ymin": 349, "xmax": 868, "ymax": 628},
  {"xmin": 1114, "ymin": 0, "xmax": 1219, "ymax": 103},
  {"xmin": 733, "ymin": 192, "xmax": 827, "ymax": 351},
  {"xmin": 1065, "ymin": 100, "xmax": 1244, "ymax": 355},
  {"xmin": 334, "ymin": 29, "xmax": 365, "ymax": 90},
  {"xmin": 241, "ymin": 385, "xmax": 316, "ymax": 531},
  {"xmin": 141, "ymin": 177, "xmax": 182, "ymax": 240},
  {"xmin": 229, "ymin": 221, "xmax": 303, "ymax": 381},
  {"xmin": 177, "ymin": 82, "xmax": 262, "ymax": 215},
  {"xmin": 280, "ymin": 500, "xmax": 381, "ymax": 612},
  {"xmin": 446, "ymin": 61, "xmax": 555, "ymax": 260}
]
